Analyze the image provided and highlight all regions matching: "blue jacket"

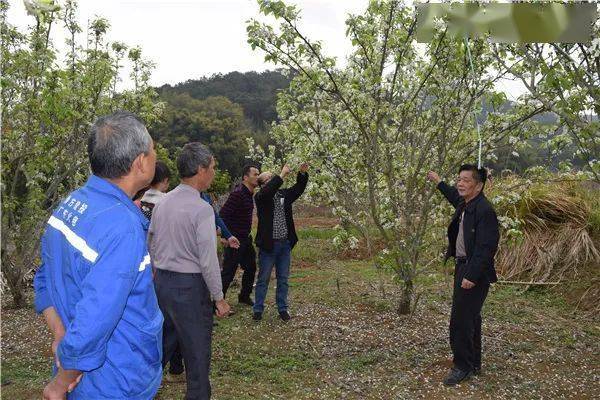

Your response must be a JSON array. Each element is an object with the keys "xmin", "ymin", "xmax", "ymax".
[
  {"xmin": 34, "ymin": 175, "xmax": 163, "ymax": 400},
  {"xmin": 201, "ymin": 192, "xmax": 232, "ymax": 239}
]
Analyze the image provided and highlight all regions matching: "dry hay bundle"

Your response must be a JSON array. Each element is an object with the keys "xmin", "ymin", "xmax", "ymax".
[
  {"xmin": 497, "ymin": 225, "xmax": 599, "ymax": 282},
  {"xmin": 496, "ymin": 187, "xmax": 600, "ymax": 286}
]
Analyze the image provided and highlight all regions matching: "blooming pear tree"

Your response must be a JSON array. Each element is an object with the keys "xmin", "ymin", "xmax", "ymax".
[
  {"xmin": 492, "ymin": 8, "xmax": 600, "ymax": 182},
  {"xmin": 247, "ymin": 0, "xmax": 545, "ymax": 314},
  {"xmin": 1, "ymin": 0, "xmax": 163, "ymax": 307}
]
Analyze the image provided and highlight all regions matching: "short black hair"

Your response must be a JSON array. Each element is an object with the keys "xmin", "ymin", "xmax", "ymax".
[
  {"xmin": 177, "ymin": 142, "xmax": 213, "ymax": 178},
  {"xmin": 459, "ymin": 164, "xmax": 487, "ymax": 186},
  {"xmin": 242, "ymin": 164, "xmax": 259, "ymax": 178},
  {"xmin": 151, "ymin": 161, "xmax": 171, "ymax": 186}
]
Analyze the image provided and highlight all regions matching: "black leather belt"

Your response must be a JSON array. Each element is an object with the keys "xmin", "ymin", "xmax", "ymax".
[{"xmin": 455, "ymin": 256, "xmax": 467, "ymax": 263}]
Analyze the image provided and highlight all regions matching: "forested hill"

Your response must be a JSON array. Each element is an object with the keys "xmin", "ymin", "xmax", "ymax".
[
  {"xmin": 151, "ymin": 70, "xmax": 290, "ymax": 178},
  {"xmin": 151, "ymin": 70, "xmax": 590, "ymax": 178},
  {"xmin": 158, "ymin": 70, "xmax": 291, "ymax": 130}
]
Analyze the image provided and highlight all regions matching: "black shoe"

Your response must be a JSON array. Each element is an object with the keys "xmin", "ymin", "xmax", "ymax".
[
  {"xmin": 443, "ymin": 368, "xmax": 472, "ymax": 386},
  {"xmin": 238, "ymin": 296, "xmax": 254, "ymax": 306},
  {"xmin": 252, "ymin": 312, "xmax": 262, "ymax": 321},
  {"xmin": 278, "ymin": 311, "xmax": 291, "ymax": 321}
]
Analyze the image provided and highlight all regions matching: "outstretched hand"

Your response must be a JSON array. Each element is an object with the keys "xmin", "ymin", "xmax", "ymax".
[
  {"xmin": 426, "ymin": 171, "xmax": 441, "ymax": 185},
  {"xmin": 280, "ymin": 164, "xmax": 291, "ymax": 179},
  {"xmin": 299, "ymin": 163, "xmax": 309, "ymax": 173}
]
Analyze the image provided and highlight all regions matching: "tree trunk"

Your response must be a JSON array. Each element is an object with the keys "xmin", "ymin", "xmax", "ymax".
[
  {"xmin": 7, "ymin": 271, "xmax": 27, "ymax": 308},
  {"xmin": 10, "ymin": 282, "xmax": 27, "ymax": 308},
  {"xmin": 3, "ymin": 253, "xmax": 28, "ymax": 308},
  {"xmin": 397, "ymin": 278, "xmax": 413, "ymax": 315}
]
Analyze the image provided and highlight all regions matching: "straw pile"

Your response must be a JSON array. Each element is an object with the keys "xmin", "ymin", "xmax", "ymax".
[{"xmin": 495, "ymin": 184, "xmax": 600, "ymax": 313}]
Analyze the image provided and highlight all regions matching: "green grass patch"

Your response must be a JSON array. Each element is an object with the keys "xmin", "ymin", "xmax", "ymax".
[
  {"xmin": 297, "ymin": 227, "xmax": 337, "ymax": 240},
  {"xmin": 339, "ymin": 352, "xmax": 385, "ymax": 372},
  {"xmin": 1, "ymin": 359, "xmax": 50, "ymax": 385}
]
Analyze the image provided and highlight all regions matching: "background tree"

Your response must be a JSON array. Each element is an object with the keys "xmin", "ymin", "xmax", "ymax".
[
  {"xmin": 1, "ymin": 0, "xmax": 162, "ymax": 307},
  {"xmin": 492, "ymin": 11, "xmax": 600, "ymax": 182},
  {"xmin": 247, "ymin": 0, "xmax": 545, "ymax": 314},
  {"xmin": 151, "ymin": 93, "xmax": 251, "ymax": 177},
  {"xmin": 153, "ymin": 70, "xmax": 292, "ymax": 176},
  {"xmin": 158, "ymin": 70, "xmax": 291, "ymax": 130}
]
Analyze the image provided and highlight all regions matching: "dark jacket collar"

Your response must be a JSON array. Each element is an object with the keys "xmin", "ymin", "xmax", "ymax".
[{"xmin": 462, "ymin": 191, "xmax": 485, "ymax": 213}]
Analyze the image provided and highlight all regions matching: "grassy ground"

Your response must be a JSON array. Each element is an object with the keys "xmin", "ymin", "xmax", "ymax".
[{"xmin": 2, "ymin": 216, "xmax": 599, "ymax": 399}]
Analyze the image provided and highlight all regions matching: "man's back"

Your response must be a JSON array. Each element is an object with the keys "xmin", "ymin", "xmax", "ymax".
[
  {"xmin": 34, "ymin": 175, "xmax": 163, "ymax": 400},
  {"xmin": 149, "ymin": 183, "xmax": 220, "ymax": 277},
  {"xmin": 149, "ymin": 144, "xmax": 229, "ymax": 399}
]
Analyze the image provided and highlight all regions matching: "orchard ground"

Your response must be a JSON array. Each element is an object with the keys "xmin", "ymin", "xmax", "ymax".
[{"xmin": 2, "ymin": 208, "xmax": 599, "ymax": 399}]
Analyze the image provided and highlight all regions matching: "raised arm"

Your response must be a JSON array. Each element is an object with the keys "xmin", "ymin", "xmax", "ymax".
[
  {"xmin": 255, "ymin": 165, "xmax": 290, "ymax": 204},
  {"xmin": 427, "ymin": 170, "xmax": 461, "ymax": 208},
  {"xmin": 254, "ymin": 175, "xmax": 284, "ymax": 204},
  {"xmin": 437, "ymin": 182, "xmax": 462, "ymax": 208},
  {"xmin": 286, "ymin": 171, "xmax": 309, "ymax": 203}
]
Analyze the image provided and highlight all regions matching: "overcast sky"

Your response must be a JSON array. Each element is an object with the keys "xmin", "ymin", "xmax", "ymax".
[
  {"xmin": 7, "ymin": 0, "xmax": 524, "ymax": 98},
  {"xmin": 7, "ymin": 0, "xmax": 367, "ymax": 88}
]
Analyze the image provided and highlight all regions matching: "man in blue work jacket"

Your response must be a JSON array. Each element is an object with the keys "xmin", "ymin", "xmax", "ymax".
[{"xmin": 34, "ymin": 111, "xmax": 163, "ymax": 400}]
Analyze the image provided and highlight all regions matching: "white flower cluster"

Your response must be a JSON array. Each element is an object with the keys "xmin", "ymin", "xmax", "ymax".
[
  {"xmin": 331, "ymin": 227, "xmax": 359, "ymax": 251},
  {"xmin": 590, "ymin": 37, "xmax": 600, "ymax": 59},
  {"xmin": 497, "ymin": 215, "xmax": 521, "ymax": 231}
]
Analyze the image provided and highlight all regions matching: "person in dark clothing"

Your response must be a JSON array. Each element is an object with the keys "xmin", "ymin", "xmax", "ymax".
[
  {"xmin": 219, "ymin": 165, "xmax": 260, "ymax": 306},
  {"xmin": 427, "ymin": 165, "xmax": 499, "ymax": 386},
  {"xmin": 253, "ymin": 163, "xmax": 309, "ymax": 321}
]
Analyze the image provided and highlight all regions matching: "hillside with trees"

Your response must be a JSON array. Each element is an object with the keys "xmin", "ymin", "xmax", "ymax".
[{"xmin": 151, "ymin": 71, "xmax": 291, "ymax": 177}]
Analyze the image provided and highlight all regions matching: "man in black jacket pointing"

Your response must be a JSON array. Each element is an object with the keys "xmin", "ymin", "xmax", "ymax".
[
  {"xmin": 427, "ymin": 165, "xmax": 499, "ymax": 386},
  {"xmin": 253, "ymin": 163, "xmax": 309, "ymax": 322}
]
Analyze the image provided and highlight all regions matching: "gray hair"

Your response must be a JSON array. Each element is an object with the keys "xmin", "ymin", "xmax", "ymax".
[
  {"xmin": 177, "ymin": 142, "xmax": 213, "ymax": 178},
  {"xmin": 87, "ymin": 111, "xmax": 152, "ymax": 179}
]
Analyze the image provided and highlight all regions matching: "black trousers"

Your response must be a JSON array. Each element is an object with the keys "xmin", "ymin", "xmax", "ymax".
[
  {"xmin": 169, "ymin": 342, "xmax": 184, "ymax": 375},
  {"xmin": 155, "ymin": 269, "xmax": 213, "ymax": 400},
  {"xmin": 450, "ymin": 260, "xmax": 490, "ymax": 373},
  {"xmin": 221, "ymin": 236, "xmax": 257, "ymax": 299}
]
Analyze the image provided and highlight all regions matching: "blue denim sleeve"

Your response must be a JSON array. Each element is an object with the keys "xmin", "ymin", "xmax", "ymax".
[
  {"xmin": 202, "ymin": 192, "xmax": 232, "ymax": 239},
  {"xmin": 215, "ymin": 211, "xmax": 232, "ymax": 239},
  {"xmin": 57, "ymin": 230, "xmax": 141, "ymax": 371}
]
